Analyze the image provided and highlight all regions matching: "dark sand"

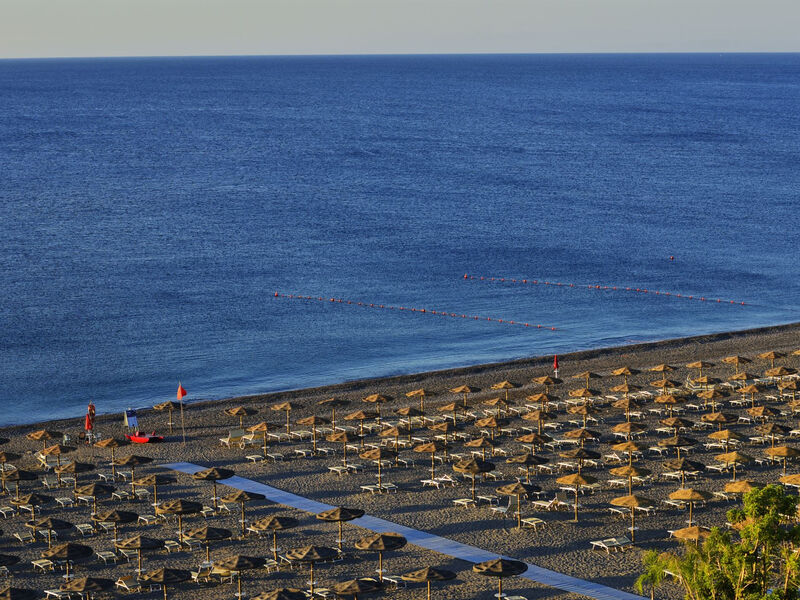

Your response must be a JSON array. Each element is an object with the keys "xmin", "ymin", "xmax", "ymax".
[{"xmin": 1, "ymin": 322, "xmax": 799, "ymax": 599}]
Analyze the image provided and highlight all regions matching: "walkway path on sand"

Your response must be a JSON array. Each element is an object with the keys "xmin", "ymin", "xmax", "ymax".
[{"xmin": 165, "ymin": 462, "xmax": 644, "ymax": 600}]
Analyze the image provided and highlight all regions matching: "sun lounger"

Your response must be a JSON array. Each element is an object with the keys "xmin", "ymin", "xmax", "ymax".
[
  {"xmin": 219, "ymin": 429, "xmax": 245, "ymax": 448},
  {"xmin": 96, "ymin": 551, "xmax": 118, "ymax": 565},
  {"xmin": 590, "ymin": 536, "xmax": 633, "ymax": 553},
  {"xmin": 115, "ymin": 575, "xmax": 141, "ymax": 593}
]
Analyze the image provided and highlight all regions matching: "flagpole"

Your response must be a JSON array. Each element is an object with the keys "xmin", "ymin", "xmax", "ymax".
[{"xmin": 179, "ymin": 382, "xmax": 187, "ymax": 446}]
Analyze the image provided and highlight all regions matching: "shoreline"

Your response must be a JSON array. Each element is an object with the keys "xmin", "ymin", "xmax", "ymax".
[{"xmin": 9, "ymin": 319, "xmax": 800, "ymax": 435}]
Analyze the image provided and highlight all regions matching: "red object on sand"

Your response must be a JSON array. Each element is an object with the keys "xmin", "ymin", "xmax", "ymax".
[
  {"xmin": 553, "ymin": 355, "xmax": 559, "ymax": 371},
  {"xmin": 125, "ymin": 432, "xmax": 164, "ymax": 444},
  {"xmin": 85, "ymin": 414, "xmax": 93, "ymax": 431},
  {"xmin": 177, "ymin": 383, "xmax": 187, "ymax": 401}
]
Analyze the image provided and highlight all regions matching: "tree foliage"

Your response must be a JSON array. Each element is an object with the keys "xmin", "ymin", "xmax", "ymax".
[{"xmin": 638, "ymin": 484, "xmax": 800, "ymax": 600}]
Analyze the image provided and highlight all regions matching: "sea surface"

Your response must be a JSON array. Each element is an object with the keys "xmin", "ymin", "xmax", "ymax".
[{"xmin": 1, "ymin": 53, "xmax": 800, "ymax": 427}]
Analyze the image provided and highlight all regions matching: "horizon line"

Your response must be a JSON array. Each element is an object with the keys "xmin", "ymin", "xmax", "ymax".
[{"xmin": 2, "ymin": 50, "xmax": 800, "ymax": 62}]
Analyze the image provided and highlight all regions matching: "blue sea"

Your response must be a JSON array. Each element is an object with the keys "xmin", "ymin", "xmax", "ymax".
[{"xmin": 2, "ymin": 54, "xmax": 799, "ymax": 427}]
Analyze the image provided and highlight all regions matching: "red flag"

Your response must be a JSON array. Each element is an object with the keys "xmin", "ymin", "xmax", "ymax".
[
  {"xmin": 177, "ymin": 383, "xmax": 187, "ymax": 401},
  {"xmin": 553, "ymin": 355, "xmax": 559, "ymax": 371}
]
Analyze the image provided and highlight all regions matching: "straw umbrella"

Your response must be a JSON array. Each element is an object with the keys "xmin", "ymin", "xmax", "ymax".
[
  {"xmin": 115, "ymin": 534, "xmax": 164, "ymax": 573},
  {"xmin": 92, "ymin": 509, "xmax": 137, "ymax": 544},
  {"xmin": 521, "ymin": 410, "xmax": 550, "ymax": 434},
  {"xmin": 672, "ymin": 526, "xmax": 711, "ymax": 546},
  {"xmin": 654, "ymin": 395, "xmax": 684, "ymax": 418},
  {"xmin": 611, "ymin": 395, "xmax": 641, "ymax": 421},
  {"xmin": 93, "ymin": 438, "xmax": 129, "ymax": 478},
  {"xmin": 724, "ymin": 480, "xmax": 759, "ymax": 496},
  {"xmin": 722, "ymin": 355, "xmax": 750, "ymax": 374},
  {"xmin": 326, "ymin": 431, "xmax": 360, "ymax": 468},
  {"xmin": 284, "ymin": 546, "xmax": 338, "ymax": 596},
  {"xmin": 515, "ymin": 432, "xmax": 552, "ymax": 453},
  {"xmin": 729, "ymin": 371, "xmax": 758, "ymax": 386},
  {"xmin": 140, "ymin": 568, "xmax": 190, "ymax": 600},
  {"xmin": 563, "ymin": 427, "xmax": 600, "ymax": 448},
  {"xmin": 297, "ymin": 415, "xmax": 330, "ymax": 454},
  {"xmin": 506, "ymin": 453, "xmax": 547, "ymax": 484},
  {"xmin": 664, "ymin": 458, "xmax": 706, "ymax": 487},
  {"xmin": 759, "ymin": 351, "xmax": 785, "ymax": 369},
  {"xmin": 344, "ymin": 411, "xmax": 377, "ymax": 448},
  {"xmin": 687, "ymin": 361, "xmax": 714, "ymax": 378},
  {"xmin": 567, "ymin": 405, "xmax": 600, "ymax": 429},
  {"xmin": 610, "ymin": 366, "xmax": 640, "ymax": 384},
  {"xmin": 154, "ymin": 401, "xmax": 180, "ymax": 433},
  {"xmin": 697, "ymin": 389, "xmax": 727, "ymax": 411},
  {"xmin": 532, "ymin": 375, "xmax": 562, "ymax": 393},
  {"xmin": 738, "ymin": 384, "xmax": 764, "ymax": 408},
  {"xmin": 609, "ymin": 465, "xmax": 652, "ymax": 495},
  {"xmin": 2, "ymin": 470, "xmax": 37, "ymax": 501},
  {"xmin": 668, "ymin": 489, "xmax": 712, "ymax": 526},
  {"xmin": 41, "ymin": 444, "xmax": 75, "ymax": 485},
  {"xmin": 491, "ymin": 381, "xmax": 517, "ymax": 402},
  {"xmin": 779, "ymin": 380, "xmax": 798, "ymax": 402},
  {"xmin": 362, "ymin": 394, "xmax": 392, "ymax": 428},
  {"xmin": 496, "ymin": 481, "xmax": 530, "ymax": 528},
  {"xmin": 658, "ymin": 435, "xmax": 697, "ymax": 459},
  {"xmin": 483, "ymin": 397, "xmax": 510, "ymax": 418},
  {"xmin": 271, "ymin": 402, "xmax": 293, "ymax": 435},
  {"xmin": 414, "ymin": 442, "xmax": 446, "ymax": 479},
  {"xmin": 0, "ymin": 452, "xmax": 20, "ymax": 482},
  {"xmin": 609, "ymin": 495, "xmax": 655, "ymax": 543},
  {"xmin": 474, "ymin": 416, "xmax": 506, "ymax": 441},
  {"xmin": 133, "ymin": 473, "xmax": 176, "ymax": 505},
  {"xmin": 779, "ymin": 473, "xmax": 800, "ymax": 487},
  {"xmin": 55, "ymin": 461, "xmax": 95, "ymax": 493},
  {"xmin": 651, "ymin": 379, "xmax": 680, "ymax": 395},
  {"xmin": 748, "ymin": 405, "xmax": 780, "ymax": 422},
  {"xmin": 555, "ymin": 473, "xmax": 597, "ymax": 522},
  {"xmin": 248, "ymin": 421, "xmax": 278, "ymax": 458},
  {"xmin": 249, "ymin": 515, "xmax": 300, "ymax": 561},
  {"xmin": 379, "ymin": 426, "xmax": 411, "ymax": 458},
  {"xmin": 26, "ymin": 517, "xmax": 73, "ymax": 549},
  {"xmin": 395, "ymin": 406, "xmax": 425, "ymax": 429},
  {"xmin": 559, "ymin": 447, "xmax": 600, "ymax": 474},
  {"xmin": 649, "ymin": 364, "xmax": 676, "ymax": 375},
  {"xmin": 253, "ymin": 589, "xmax": 307, "ymax": 600},
  {"xmin": 74, "ymin": 482, "xmax": 113, "ymax": 515},
  {"xmin": 332, "ymin": 578, "xmax": 383, "ymax": 599},
  {"xmin": 192, "ymin": 467, "xmax": 234, "ymax": 511},
  {"xmin": 316, "ymin": 507, "xmax": 365, "ymax": 551},
  {"xmin": 224, "ymin": 406, "xmax": 258, "ymax": 428},
  {"xmin": 401, "ymin": 566, "xmax": 456, "ymax": 600},
  {"xmin": 318, "ymin": 398, "xmax": 350, "ymax": 430},
  {"xmin": 701, "ymin": 412, "xmax": 738, "ymax": 430},
  {"xmin": 221, "ymin": 489, "xmax": 265, "ymax": 536},
  {"xmin": 756, "ymin": 423, "xmax": 790, "ymax": 448},
  {"xmin": 449, "ymin": 385, "xmax": 475, "ymax": 408},
  {"xmin": 765, "ymin": 446, "xmax": 800, "ymax": 474},
  {"xmin": 112, "ymin": 455, "xmax": 153, "ymax": 493},
  {"xmin": 611, "ymin": 441, "xmax": 647, "ymax": 466},
  {"xmin": 183, "ymin": 525, "xmax": 231, "ymax": 563},
  {"xmin": 464, "ymin": 437, "xmax": 494, "ymax": 461},
  {"xmin": 41, "ymin": 542, "xmax": 93, "ymax": 582},
  {"xmin": 60, "ymin": 576, "xmax": 114, "ymax": 599},
  {"xmin": 429, "ymin": 422, "xmax": 455, "ymax": 456},
  {"xmin": 437, "ymin": 402, "xmax": 462, "ymax": 427},
  {"xmin": 354, "ymin": 532, "xmax": 407, "ymax": 582},
  {"xmin": 406, "ymin": 388, "xmax": 433, "ymax": 412},
  {"xmin": 612, "ymin": 422, "xmax": 648, "ymax": 441},
  {"xmin": 26, "ymin": 430, "xmax": 62, "ymax": 453},
  {"xmin": 568, "ymin": 387, "xmax": 600, "ymax": 403},
  {"xmin": 453, "ymin": 458, "xmax": 495, "ymax": 500},
  {"xmin": 156, "ymin": 499, "xmax": 203, "ymax": 544},
  {"xmin": 473, "ymin": 558, "xmax": 527, "ymax": 600},
  {"xmin": 11, "ymin": 493, "xmax": 52, "ymax": 520},
  {"xmin": 359, "ymin": 448, "xmax": 395, "ymax": 488},
  {"xmin": 708, "ymin": 429, "xmax": 744, "ymax": 453},
  {"xmin": 214, "ymin": 555, "xmax": 266, "ymax": 600}
]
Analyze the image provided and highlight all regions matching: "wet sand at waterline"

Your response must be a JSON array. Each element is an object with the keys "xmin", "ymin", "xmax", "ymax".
[{"xmin": 2, "ymin": 322, "xmax": 800, "ymax": 599}]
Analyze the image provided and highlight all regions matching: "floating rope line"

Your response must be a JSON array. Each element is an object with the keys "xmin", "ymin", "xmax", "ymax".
[
  {"xmin": 274, "ymin": 292, "xmax": 558, "ymax": 331},
  {"xmin": 463, "ymin": 274, "xmax": 749, "ymax": 306}
]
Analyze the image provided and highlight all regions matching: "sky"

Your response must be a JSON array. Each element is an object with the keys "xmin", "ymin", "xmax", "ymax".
[{"xmin": 1, "ymin": 0, "xmax": 798, "ymax": 59}]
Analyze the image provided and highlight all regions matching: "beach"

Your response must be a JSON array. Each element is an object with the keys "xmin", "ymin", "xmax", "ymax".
[{"xmin": 2, "ymin": 321, "xmax": 800, "ymax": 599}]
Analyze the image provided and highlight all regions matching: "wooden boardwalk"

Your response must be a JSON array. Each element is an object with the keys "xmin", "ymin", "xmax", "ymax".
[{"xmin": 165, "ymin": 462, "xmax": 645, "ymax": 600}]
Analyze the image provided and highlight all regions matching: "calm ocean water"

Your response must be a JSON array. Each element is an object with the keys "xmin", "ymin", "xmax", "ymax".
[{"xmin": 1, "ymin": 54, "xmax": 799, "ymax": 427}]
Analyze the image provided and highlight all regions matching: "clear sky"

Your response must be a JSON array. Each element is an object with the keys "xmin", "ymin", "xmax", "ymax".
[{"xmin": 1, "ymin": 0, "xmax": 797, "ymax": 59}]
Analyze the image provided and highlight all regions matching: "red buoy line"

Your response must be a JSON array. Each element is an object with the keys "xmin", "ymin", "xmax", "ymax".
[
  {"xmin": 463, "ymin": 274, "xmax": 749, "ymax": 306},
  {"xmin": 273, "ymin": 292, "xmax": 558, "ymax": 331}
]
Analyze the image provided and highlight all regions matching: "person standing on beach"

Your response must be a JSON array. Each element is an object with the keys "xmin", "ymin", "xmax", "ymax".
[{"xmin": 85, "ymin": 402, "xmax": 96, "ymax": 441}]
